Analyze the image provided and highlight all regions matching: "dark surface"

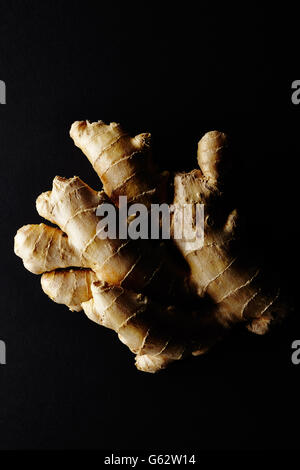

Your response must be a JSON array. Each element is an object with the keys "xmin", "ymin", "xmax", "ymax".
[{"xmin": 0, "ymin": 1, "xmax": 299, "ymax": 451}]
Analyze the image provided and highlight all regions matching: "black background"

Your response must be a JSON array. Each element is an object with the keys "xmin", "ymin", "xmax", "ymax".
[{"xmin": 0, "ymin": 0, "xmax": 299, "ymax": 452}]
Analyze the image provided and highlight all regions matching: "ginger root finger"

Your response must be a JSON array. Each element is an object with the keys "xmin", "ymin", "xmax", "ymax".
[
  {"xmin": 35, "ymin": 175, "xmax": 145, "ymax": 287},
  {"xmin": 81, "ymin": 281, "xmax": 181, "ymax": 357},
  {"xmin": 172, "ymin": 133, "xmax": 286, "ymax": 333},
  {"xmin": 81, "ymin": 281, "xmax": 224, "ymax": 372},
  {"xmin": 197, "ymin": 130, "xmax": 229, "ymax": 185},
  {"xmin": 41, "ymin": 269, "xmax": 97, "ymax": 312},
  {"xmin": 134, "ymin": 354, "xmax": 174, "ymax": 373},
  {"xmin": 14, "ymin": 223, "xmax": 85, "ymax": 274},
  {"xmin": 70, "ymin": 120, "xmax": 157, "ymax": 206}
]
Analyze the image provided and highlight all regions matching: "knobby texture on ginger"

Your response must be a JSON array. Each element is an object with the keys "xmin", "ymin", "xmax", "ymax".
[{"xmin": 14, "ymin": 120, "xmax": 287, "ymax": 373}]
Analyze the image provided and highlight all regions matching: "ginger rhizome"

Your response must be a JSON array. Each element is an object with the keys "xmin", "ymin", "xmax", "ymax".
[{"xmin": 14, "ymin": 121, "xmax": 286, "ymax": 372}]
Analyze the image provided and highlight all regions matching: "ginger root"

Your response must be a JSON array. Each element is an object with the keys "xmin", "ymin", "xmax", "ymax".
[{"xmin": 14, "ymin": 121, "xmax": 287, "ymax": 372}]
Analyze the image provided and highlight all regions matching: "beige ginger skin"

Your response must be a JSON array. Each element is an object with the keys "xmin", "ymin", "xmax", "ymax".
[{"xmin": 14, "ymin": 121, "xmax": 286, "ymax": 373}]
